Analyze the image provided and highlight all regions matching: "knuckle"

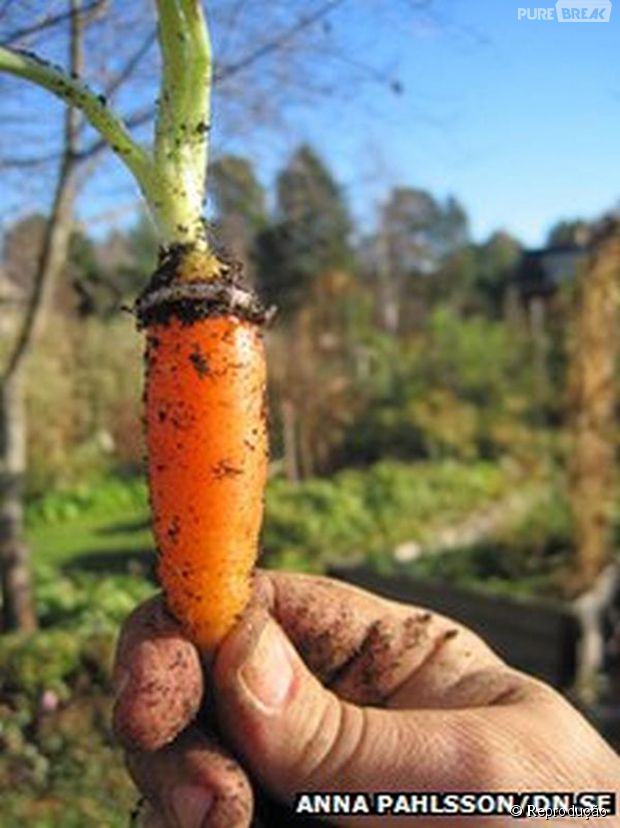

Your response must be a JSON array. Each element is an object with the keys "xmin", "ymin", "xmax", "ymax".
[{"xmin": 294, "ymin": 698, "xmax": 367, "ymax": 789}]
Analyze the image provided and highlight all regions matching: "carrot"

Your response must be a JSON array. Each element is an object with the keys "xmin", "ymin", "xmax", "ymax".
[
  {"xmin": 0, "ymin": 3, "xmax": 269, "ymax": 649},
  {"xmin": 139, "ymin": 285, "xmax": 268, "ymax": 649}
]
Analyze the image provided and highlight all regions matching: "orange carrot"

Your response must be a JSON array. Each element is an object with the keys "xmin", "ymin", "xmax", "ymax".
[{"xmin": 139, "ymin": 279, "xmax": 268, "ymax": 650}]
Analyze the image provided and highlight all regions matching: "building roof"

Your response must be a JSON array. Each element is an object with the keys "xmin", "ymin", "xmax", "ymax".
[{"xmin": 516, "ymin": 245, "xmax": 587, "ymax": 298}]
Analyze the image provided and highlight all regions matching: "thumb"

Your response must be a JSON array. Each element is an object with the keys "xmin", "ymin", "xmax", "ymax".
[
  {"xmin": 213, "ymin": 608, "xmax": 368, "ymax": 801},
  {"xmin": 212, "ymin": 607, "xmax": 572, "ymax": 815}
]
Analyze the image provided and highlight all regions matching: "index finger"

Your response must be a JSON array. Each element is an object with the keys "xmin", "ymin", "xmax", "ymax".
[
  {"xmin": 260, "ymin": 571, "xmax": 507, "ymax": 707},
  {"xmin": 113, "ymin": 595, "xmax": 204, "ymax": 751}
]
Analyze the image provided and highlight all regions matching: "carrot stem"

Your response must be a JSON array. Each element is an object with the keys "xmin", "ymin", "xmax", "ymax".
[{"xmin": 153, "ymin": 0, "xmax": 212, "ymax": 251}]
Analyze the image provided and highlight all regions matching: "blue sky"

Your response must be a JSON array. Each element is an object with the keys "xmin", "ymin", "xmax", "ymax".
[
  {"xmin": 290, "ymin": 0, "xmax": 620, "ymax": 246},
  {"xmin": 2, "ymin": 1, "xmax": 619, "ymax": 249}
]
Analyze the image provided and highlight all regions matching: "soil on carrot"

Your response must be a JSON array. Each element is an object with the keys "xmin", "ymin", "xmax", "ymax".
[
  {"xmin": 135, "ymin": 245, "xmax": 268, "ymax": 328},
  {"xmin": 151, "ymin": 244, "xmax": 240, "ymax": 291},
  {"xmin": 189, "ymin": 345, "xmax": 210, "ymax": 378},
  {"xmin": 211, "ymin": 460, "xmax": 244, "ymax": 479}
]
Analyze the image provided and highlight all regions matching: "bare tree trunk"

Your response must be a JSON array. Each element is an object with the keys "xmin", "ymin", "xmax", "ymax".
[
  {"xmin": 567, "ymin": 219, "xmax": 620, "ymax": 591},
  {"xmin": 0, "ymin": 167, "xmax": 77, "ymax": 631},
  {"xmin": 0, "ymin": 0, "xmax": 82, "ymax": 632},
  {"xmin": 298, "ymin": 421, "xmax": 315, "ymax": 480},
  {"xmin": 529, "ymin": 296, "xmax": 549, "ymax": 425},
  {"xmin": 376, "ymin": 226, "xmax": 399, "ymax": 335},
  {"xmin": 280, "ymin": 398, "xmax": 300, "ymax": 484},
  {"xmin": 0, "ymin": 372, "xmax": 34, "ymax": 631}
]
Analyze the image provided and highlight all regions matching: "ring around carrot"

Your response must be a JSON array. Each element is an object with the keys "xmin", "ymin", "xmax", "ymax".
[{"xmin": 136, "ymin": 251, "xmax": 269, "ymax": 650}]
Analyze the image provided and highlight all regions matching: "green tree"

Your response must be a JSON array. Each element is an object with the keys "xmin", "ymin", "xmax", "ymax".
[
  {"xmin": 381, "ymin": 188, "xmax": 468, "ymax": 274},
  {"xmin": 433, "ymin": 243, "xmax": 478, "ymax": 313},
  {"xmin": 126, "ymin": 212, "xmax": 159, "ymax": 276},
  {"xmin": 256, "ymin": 145, "xmax": 353, "ymax": 311},
  {"xmin": 374, "ymin": 188, "xmax": 469, "ymax": 331},
  {"xmin": 547, "ymin": 219, "xmax": 590, "ymax": 247},
  {"xmin": 473, "ymin": 231, "xmax": 522, "ymax": 316},
  {"xmin": 102, "ymin": 212, "xmax": 159, "ymax": 304},
  {"xmin": 209, "ymin": 155, "xmax": 267, "ymax": 283},
  {"xmin": 72, "ymin": 215, "xmax": 159, "ymax": 314},
  {"xmin": 437, "ymin": 195, "xmax": 470, "ymax": 258},
  {"xmin": 68, "ymin": 229, "xmax": 122, "ymax": 317},
  {"xmin": 381, "ymin": 188, "xmax": 440, "ymax": 275},
  {"xmin": 210, "ymin": 155, "xmax": 267, "ymax": 231},
  {"xmin": 432, "ymin": 230, "xmax": 521, "ymax": 320}
]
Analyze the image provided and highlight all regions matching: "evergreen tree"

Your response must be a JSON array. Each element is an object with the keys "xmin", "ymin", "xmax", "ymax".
[
  {"xmin": 373, "ymin": 188, "xmax": 470, "ymax": 331},
  {"xmin": 473, "ymin": 230, "xmax": 522, "ymax": 316},
  {"xmin": 256, "ymin": 145, "xmax": 353, "ymax": 311},
  {"xmin": 209, "ymin": 155, "xmax": 268, "ymax": 282},
  {"xmin": 209, "ymin": 155, "xmax": 267, "ymax": 232},
  {"xmin": 547, "ymin": 219, "xmax": 590, "ymax": 247}
]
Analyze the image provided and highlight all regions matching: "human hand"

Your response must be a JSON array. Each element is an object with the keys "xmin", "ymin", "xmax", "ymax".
[{"xmin": 113, "ymin": 571, "xmax": 620, "ymax": 827}]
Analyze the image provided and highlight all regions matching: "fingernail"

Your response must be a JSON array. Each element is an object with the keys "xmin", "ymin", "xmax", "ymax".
[
  {"xmin": 238, "ymin": 620, "xmax": 294, "ymax": 711},
  {"xmin": 171, "ymin": 785, "xmax": 214, "ymax": 828}
]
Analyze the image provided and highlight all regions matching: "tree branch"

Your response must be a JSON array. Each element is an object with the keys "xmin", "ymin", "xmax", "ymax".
[
  {"xmin": 0, "ymin": 0, "xmax": 107, "ymax": 47},
  {"xmin": 0, "ymin": 30, "xmax": 157, "ymax": 171},
  {"xmin": 2, "ymin": 0, "xmax": 85, "ymax": 382},
  {"xmin": 0, "ymin": 44, "xmax": 154, "ymax": 191},
  {"xmin": 1, "ymin": 0, "xmax": 348, "ymax": 175},
  {"xmin": 214, "ymin": 0, "xmax": 347, "ymax": 82},
  {"xmin": 103, "ymin": 28, "xmax": 157, "ymax": 101}
]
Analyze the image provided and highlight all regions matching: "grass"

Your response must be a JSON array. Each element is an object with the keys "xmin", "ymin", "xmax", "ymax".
[
  {"xmin": 28, "ymin": 512, "xmax": 152, "ymax": 570},
  {"xmin": 26, "ymin": 476, "xmax": 153, "ymax": 584}
]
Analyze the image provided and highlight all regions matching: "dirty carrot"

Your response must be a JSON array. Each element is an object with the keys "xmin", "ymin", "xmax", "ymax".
[
  {"xmin": 146, "ymin": 316, "xmax": 267, "ymax": 648},
  {"xmin": 0, "ymin": 1, "xmax": 270, "ymax": 649},
  {"xmin": 137, "ymin": 273, "xmax": 269, "ymax": 649}
]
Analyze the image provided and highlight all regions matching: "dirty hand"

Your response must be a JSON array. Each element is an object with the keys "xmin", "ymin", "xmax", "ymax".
[{"xmin": 113, "ymin": 571, "xmax": 619, "ymax": 827}]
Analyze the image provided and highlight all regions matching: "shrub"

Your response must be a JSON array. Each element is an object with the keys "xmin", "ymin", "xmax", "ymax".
[
  {"xmin": 27, "ymin": 476, "xmax": 147, "ymax": 527},
  {"xmin": 34, "ymin": 566, "xmax": 154, "ymax": 632},
  {"xmin": 341, "ymin": 307, "xmax": 541, "ymax": 466},
  {"xmin": 262, "ymin": 459, "xmax": 509, "ymax": 570},
  {"xmin": 399, "ymin": 483, "xmax": 575, "ymax": 598},
  {"xmin": 0, "ymin": 564, "xmax": 155, "ymax": 827},
  {"xmin": 25, "ymin": 315, "xmax": 142, "ymax": 493}
]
